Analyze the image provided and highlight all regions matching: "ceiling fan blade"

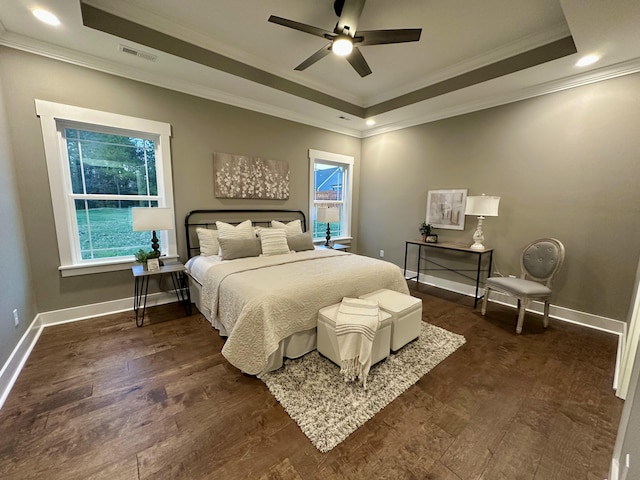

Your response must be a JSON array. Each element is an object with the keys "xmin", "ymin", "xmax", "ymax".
[
  {"xmin": 335, "ymin": 0, "xmax": 366, "ymax": 36},
  {"xmin": 356, "ymin": 29, "xmax": 422, "ymax": 46},
  {"xmin": 268, "ymin": 15, "xmax": 333, "ymax": 39},
  {"xmin": 346, "ymin": 46, "xmax": 372, "ymax": 77},
  {"xmin": 294, "ymin": 44, "xmax": 332, "ymax": 71}
]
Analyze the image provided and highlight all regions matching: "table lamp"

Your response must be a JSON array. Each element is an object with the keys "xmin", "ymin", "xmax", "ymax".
[
  {"xmin": 132, "ymin": 207, "xmax": 174, "ymax": 258},
  {"xmin": 464, "ymin": 194, "xmax": 500, "ymax": 251},
  {"xmin": 317, "ymin": 206, "xmax": 340, "ymax": 247}
]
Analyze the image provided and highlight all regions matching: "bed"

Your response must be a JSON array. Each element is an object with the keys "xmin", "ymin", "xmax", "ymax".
[{"xmin": 185, "ymin": 209, "xmax": 410, "ymax": 375}]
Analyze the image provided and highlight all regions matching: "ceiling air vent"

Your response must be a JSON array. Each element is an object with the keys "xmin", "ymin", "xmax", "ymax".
[{"xmin": 118, "ymin": 44, "xmax": 157, "ymax": 62}]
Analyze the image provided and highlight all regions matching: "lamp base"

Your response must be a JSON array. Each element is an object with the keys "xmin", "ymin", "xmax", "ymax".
[
  {"xmin": 324, "ymin": 222, "xmax": 332, "ymax": 247},
  {"xmin": 469, "ymin": 216, "xmax": 486, "ymax": 251}
]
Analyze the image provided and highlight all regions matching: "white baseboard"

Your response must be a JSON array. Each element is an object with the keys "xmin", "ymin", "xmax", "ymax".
[
  {"xmin": 0, "ymin": 316, "xmax": 44, "ymax": 410},
  {"xmin": 610, "ymin": 457, "xmax": 619, "ymax": 480},
  {"xmin": 0, "ymin": 291, "xmax": 179, "ymax": 409},
  {"xmin": 409, "ymin": 271, "xmax": 626, "ymax": 336}
]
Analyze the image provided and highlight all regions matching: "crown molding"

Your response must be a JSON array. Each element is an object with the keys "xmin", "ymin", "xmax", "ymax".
[
  {"xmin": 2, "ymin": 29, "xmax": 639, "ymax": 140},
  {"xmin": 363, "ymin": 56, "xmax": 640, "ymax": 138},
  {"xmin": 0, "ymin": 31, "xmax": 363, "ymax": 138}
]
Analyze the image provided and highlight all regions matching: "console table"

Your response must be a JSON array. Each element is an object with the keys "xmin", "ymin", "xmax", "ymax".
[{"xmin": 403, "ymin": 240, "xmax": 494, "ymax": 307}]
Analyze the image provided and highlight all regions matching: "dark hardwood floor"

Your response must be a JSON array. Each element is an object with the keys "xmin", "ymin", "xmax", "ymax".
[{"xmin": 0, "ymin": 283, "xmax": 623, "ymax": 480}]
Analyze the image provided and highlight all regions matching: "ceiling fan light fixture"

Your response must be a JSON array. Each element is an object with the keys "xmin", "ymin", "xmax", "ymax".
[{"xmin": 332, "ymin": 37, "xmax": 353, "ymax": 56}]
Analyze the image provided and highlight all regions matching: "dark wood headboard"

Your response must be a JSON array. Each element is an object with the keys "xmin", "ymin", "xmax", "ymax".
[{"xmin": 185, "ymin": 209, "xmax": 307, "ymax": 259}]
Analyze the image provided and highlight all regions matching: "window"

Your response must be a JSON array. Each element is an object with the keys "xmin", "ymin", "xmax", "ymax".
[
  {"xmin": 309, "ymin": 149, "xmax": 354, "ymax": 242},
  {"xmin": 36, "ymin": 100, "xmax": 176, "ymax": 276}
]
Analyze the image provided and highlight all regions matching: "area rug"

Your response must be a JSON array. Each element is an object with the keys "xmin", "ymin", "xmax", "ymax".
[{"xmin": 258, "ymin": 323, "xmax": 466, "ymax": 452}]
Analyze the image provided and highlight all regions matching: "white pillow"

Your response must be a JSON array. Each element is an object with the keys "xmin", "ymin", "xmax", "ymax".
[
  {"xmin": 260, "ymin": 228, "xmax": 291, "ymax": 256},
  {"xmin": 216, "ymin": 219, "xmax": 254, "ymax": 239},
  {"xmin": 271, "ymin": 219, "xmax": 303, "ymax": 236},
  {"xmin": 196, "ymin": 228, "xmax": 219, "ymax": 256},
  {"xmin": 254, "ymin": 226, "xmax": 271, "ymax": 236}
]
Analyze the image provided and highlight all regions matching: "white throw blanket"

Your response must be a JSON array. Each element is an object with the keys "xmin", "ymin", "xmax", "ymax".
[{"xmin": 336, "ymin": 298, "xmax": 380, "ymax": 388}]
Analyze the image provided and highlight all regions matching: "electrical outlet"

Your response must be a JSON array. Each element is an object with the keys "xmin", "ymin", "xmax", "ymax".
[
  {"xmin": 379, "ymin": 250, "xmax": 384, "ymax": 257},
  {"xmin": 13, "ymin": 309, "xmax": 19, "ymax": 327}
]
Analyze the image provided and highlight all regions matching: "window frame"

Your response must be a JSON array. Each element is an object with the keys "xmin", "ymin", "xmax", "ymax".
[
  {"xmin": 35, "ymin": 100, "xmax": 177, "ymax": 277},
  {"xmin": 308, "ymin": 149, "xmax": 354, "ymax": 243}
]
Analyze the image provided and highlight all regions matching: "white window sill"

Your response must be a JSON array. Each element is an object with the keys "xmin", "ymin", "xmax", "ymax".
[
  {"xmin": 58, "ymin": 255, "xmax": 179, "ymax": 277},
  {"xmin": 313, "ymin": 236, "xmax": 352, "ymax": 244}
]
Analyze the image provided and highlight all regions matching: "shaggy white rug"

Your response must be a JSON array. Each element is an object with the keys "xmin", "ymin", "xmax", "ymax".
[{"xmin": 258, "ymin": 323, "xmax": 466, "ymax": 452}]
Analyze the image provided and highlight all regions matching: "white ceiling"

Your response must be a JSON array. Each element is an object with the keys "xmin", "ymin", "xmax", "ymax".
[{"xmin": 1, "ymin": 0, "xmax": 639, "ymax": 137}]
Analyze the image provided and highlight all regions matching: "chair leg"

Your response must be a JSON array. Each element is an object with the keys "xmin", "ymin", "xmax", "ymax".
[
  {"xmin": 516, "ymin": 299, "xmax": 528, "ymax": 334},
  {"xmin": 543, "ymin": 301, "xmax": 550, "ymax": 328},
  {"xmin": 481, "ymin": 287, "xmax": 490, "ymax": 315}
]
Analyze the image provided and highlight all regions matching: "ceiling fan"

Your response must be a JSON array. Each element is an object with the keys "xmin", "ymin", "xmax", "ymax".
[{"xmin": 268, "ymin": 0, "xmax": 422, "ymax": 77}]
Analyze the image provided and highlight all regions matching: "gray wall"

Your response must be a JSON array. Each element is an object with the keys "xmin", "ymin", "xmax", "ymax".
[
  {"xmin": 0, "ymin": 46, "xmax": 360, "ymax": 314},
  {"xmin": 360, "ymin": 73, "xmax": 640, "ymax": 321},
  {"xmin": 0, "ymin": 74, "xmax": 37, "ymax": 367},
  {"xmin": 2, "ymin": 44, "xmax": 639, "ymax": 328}
]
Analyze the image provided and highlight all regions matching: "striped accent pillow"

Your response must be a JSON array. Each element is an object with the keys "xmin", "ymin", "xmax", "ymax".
[
  {"xmin": 216, "ymin": 219, "xmax": 254, "ymax": 239},
  {"xmin": 260, "ymin": 228, "xmax": 291, "ymax": 256}
]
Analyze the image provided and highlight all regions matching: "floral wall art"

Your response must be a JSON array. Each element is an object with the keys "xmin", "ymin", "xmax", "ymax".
[{"xmin": 213, "ymin": 152, "xmax": 290, "ymax": 200}]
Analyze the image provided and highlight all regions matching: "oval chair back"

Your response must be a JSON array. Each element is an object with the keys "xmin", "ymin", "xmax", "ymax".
[{"xmin": 520, "ymin": 238, "xmax": 566, "ymax": 287}]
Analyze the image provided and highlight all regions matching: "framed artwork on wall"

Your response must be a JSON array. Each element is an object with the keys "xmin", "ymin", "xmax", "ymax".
[
  {"xmin": 213, "ymin": 152, "xmax": 290, "ymax": 199},
  {"xmin": 426, "ymin": 189, "xmax": 467, "ymax": 230}
]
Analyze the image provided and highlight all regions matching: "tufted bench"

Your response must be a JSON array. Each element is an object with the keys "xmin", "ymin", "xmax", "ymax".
[{"xmin": 359, "ymin": 289, "xmax": 422, "ymax": 351}]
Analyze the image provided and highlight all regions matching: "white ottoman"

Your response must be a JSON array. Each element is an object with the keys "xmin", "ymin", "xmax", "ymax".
[
  {"xmin": 317, "ymin": 303, "xmax": 392, "ymax": 367},
  {"xmin": 360, "ymin": 289, "xmax": 422, "ymax": 351}
]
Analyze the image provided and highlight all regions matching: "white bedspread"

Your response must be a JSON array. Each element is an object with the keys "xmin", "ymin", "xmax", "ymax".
[{"xmin": 200, "ymin": 249, "xmax": 409, "ymax": 374}]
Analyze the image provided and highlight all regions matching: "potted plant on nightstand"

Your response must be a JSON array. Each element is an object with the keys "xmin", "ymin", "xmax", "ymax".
[
  {"xmin": 419, "ymin": 222, "xmax": 437, "ymax": 243},
  {"xmin": 134, "ymin": 249, "xmax": 159, "ymax": 270}
]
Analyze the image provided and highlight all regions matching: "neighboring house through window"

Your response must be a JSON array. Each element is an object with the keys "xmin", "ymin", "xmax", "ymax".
[
  {"xmin": 35, "ymin": 100, "xmax": 176, "ymax": 276},
  {"xmin": 309, "ymin": 149, "xmax": 354, "ymax": 242}
]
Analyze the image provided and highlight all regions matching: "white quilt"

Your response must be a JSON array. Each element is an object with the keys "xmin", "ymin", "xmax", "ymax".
[{"xmin": 200, "ymin": 249, "xmax": 409, "ymax": 374}]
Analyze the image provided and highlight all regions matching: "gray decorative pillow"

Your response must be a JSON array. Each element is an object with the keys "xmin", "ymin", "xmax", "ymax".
[
  {"xmin": 287, "ymin": 232, "xmax": 315, "ymax": 252},
  {"xmin": 218, "ymin": 237, "xmax": 262, "ymax": 260}
]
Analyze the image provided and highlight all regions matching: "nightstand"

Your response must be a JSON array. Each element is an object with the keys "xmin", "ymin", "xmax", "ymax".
[
  {"xmin": 316, "ymin": 243, "xmax": 349, "ymax": 252},
  {"xmin": 132, "ymin": 261, "xmax": 192, "ymax": 327}
]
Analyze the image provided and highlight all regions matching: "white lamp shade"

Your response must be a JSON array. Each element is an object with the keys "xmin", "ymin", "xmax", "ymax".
[
  {"xmin": 317, "ymin": 206, "xmax": 340, "ymax": 223},
  {"xmin": 464, "ymin": 196, "xmax": 500, "ymax": 217},
  {"xmin": 132, "ymin": 207, "xmax": 174, "ymax": 231}
]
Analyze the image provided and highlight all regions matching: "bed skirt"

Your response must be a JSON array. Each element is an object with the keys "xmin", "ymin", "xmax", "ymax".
[{"xmin": 189, "ymin": 275, "xmax": 317, "ymax": 374}]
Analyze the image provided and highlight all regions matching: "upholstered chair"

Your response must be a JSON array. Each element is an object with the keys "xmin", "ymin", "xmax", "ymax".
[{"xmin": 481, "ymin": 238, "xmax": 565, "ymax": 334}]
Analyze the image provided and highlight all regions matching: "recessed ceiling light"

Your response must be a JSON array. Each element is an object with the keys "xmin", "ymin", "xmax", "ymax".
[
  {"xmin": 32, "ymin": 9, "xmax": 61, "ymax": 26},
  {"xmin": 576, "ymin": 54, "xmax": 600, "ymax": 67},
  {"xmin": 366, "ymin": 119, "xmax": 376, "ymax": 126}
]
